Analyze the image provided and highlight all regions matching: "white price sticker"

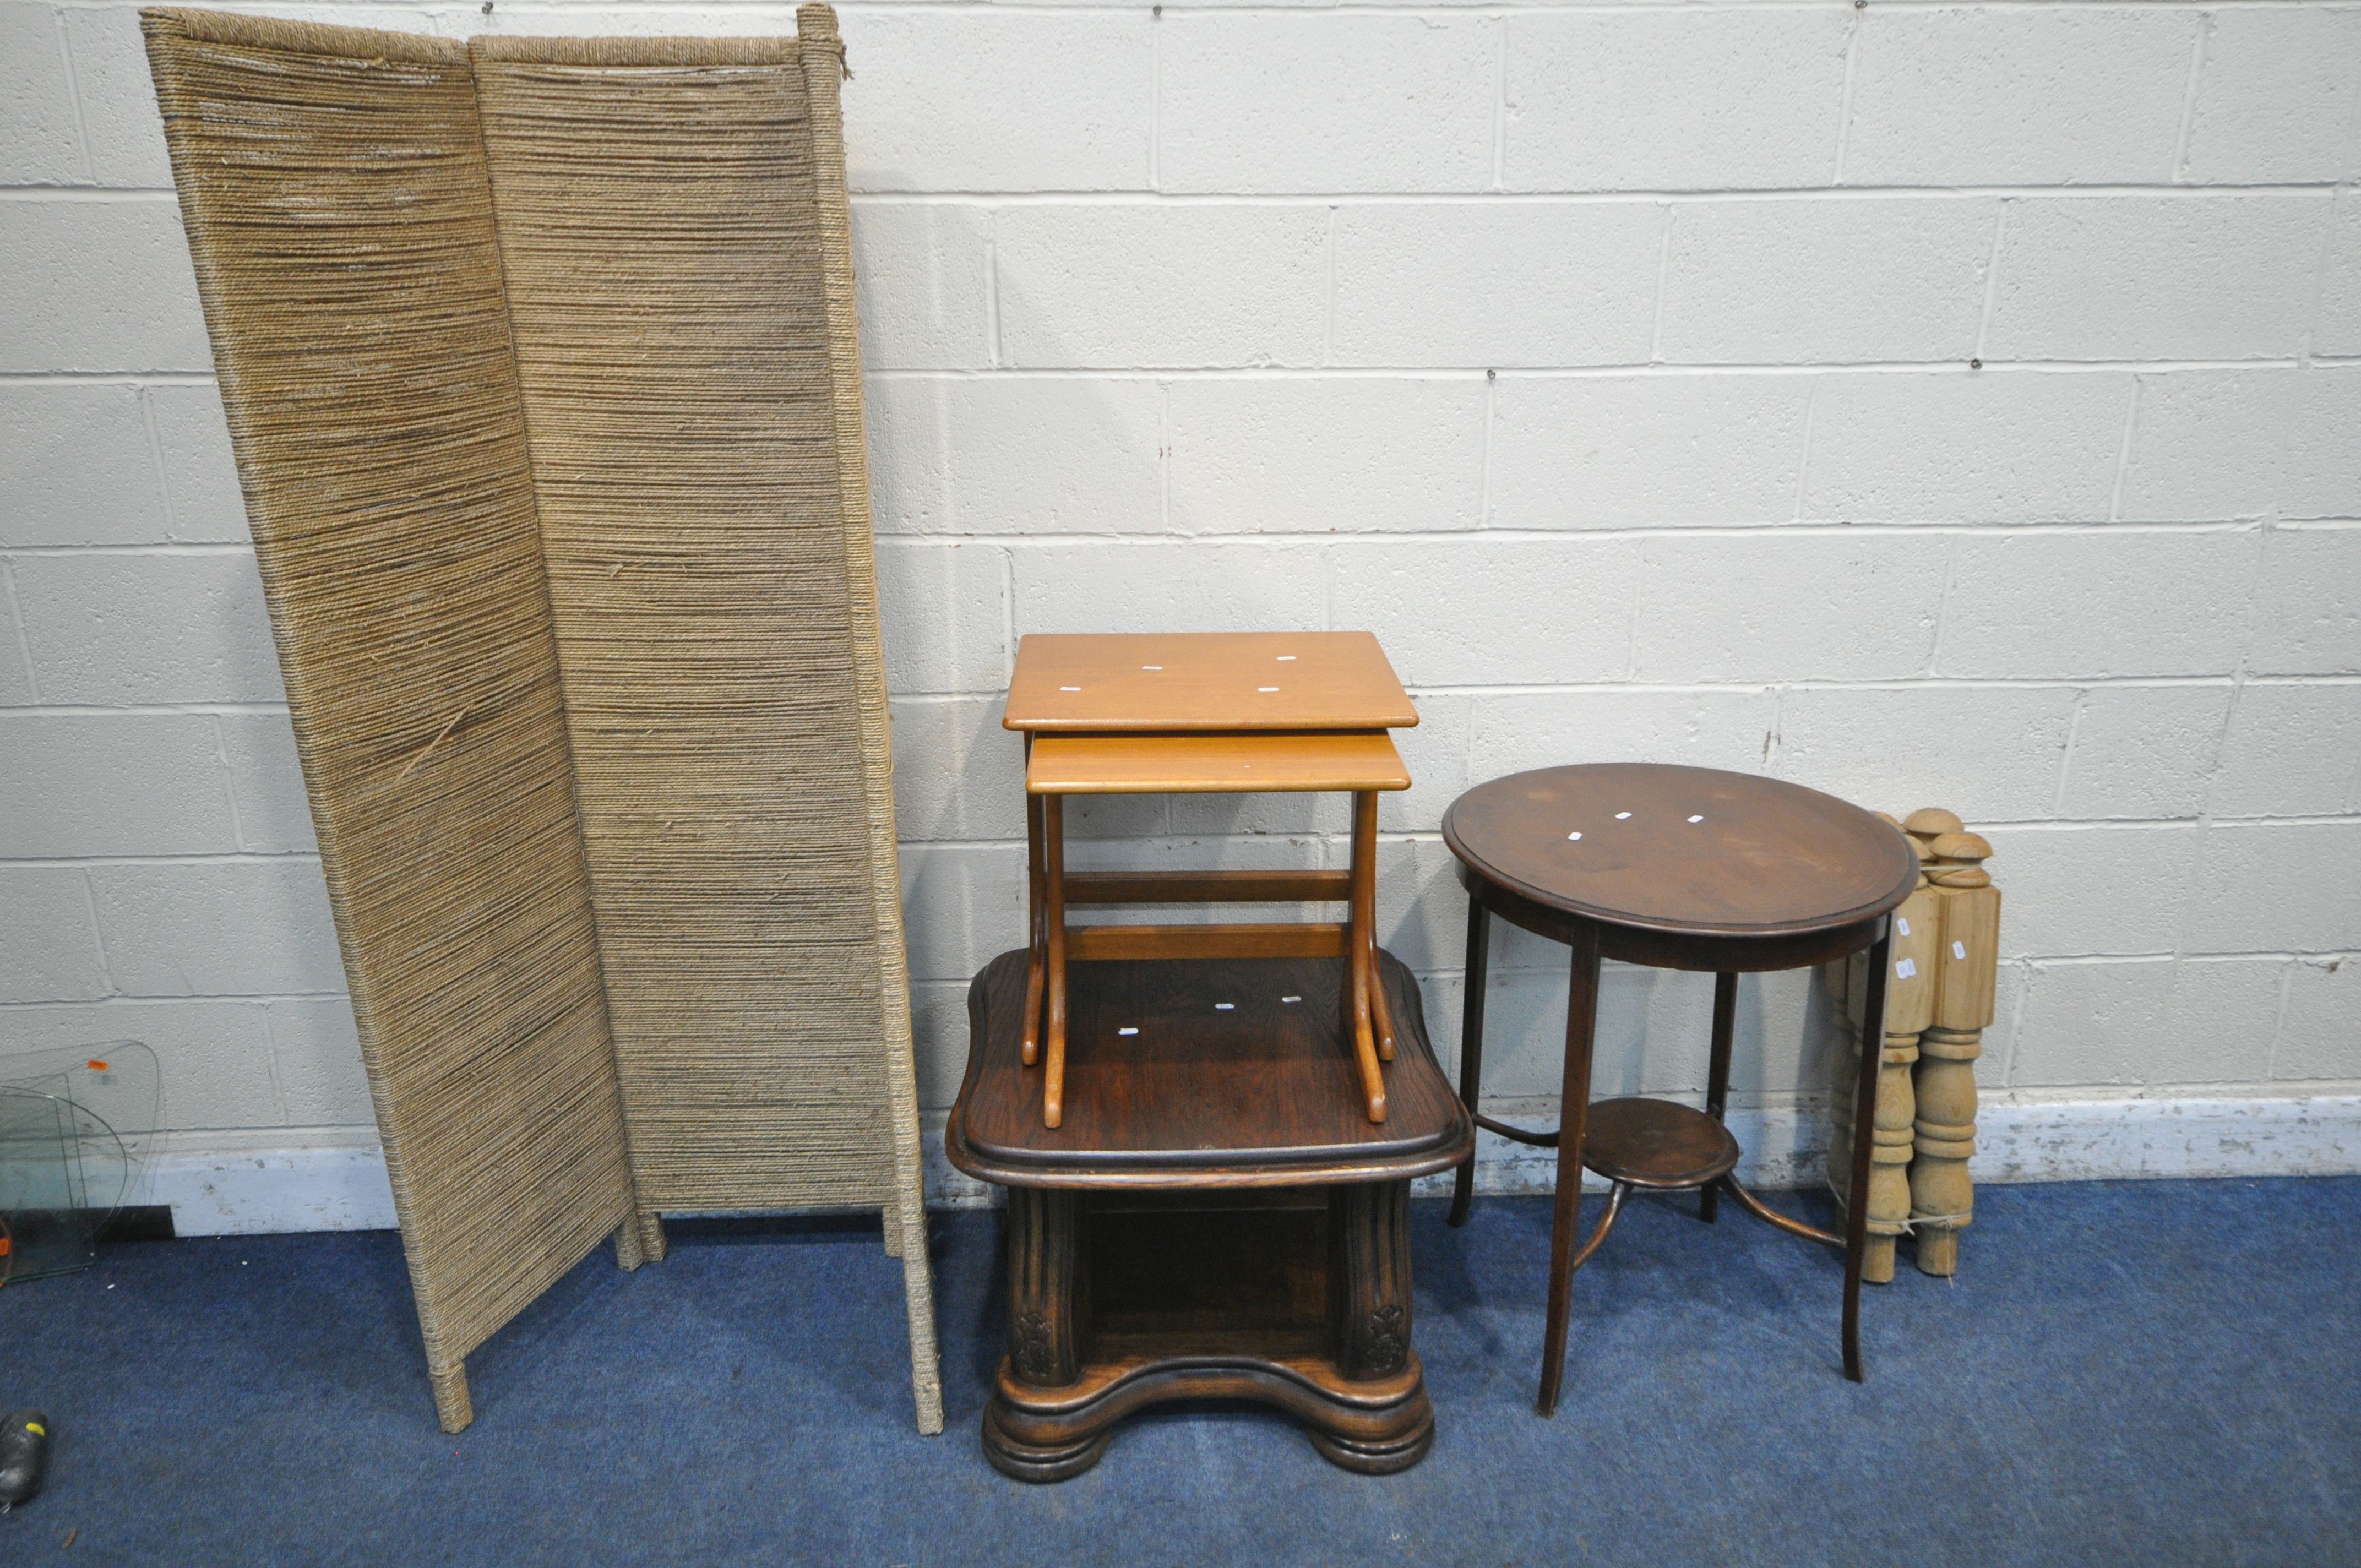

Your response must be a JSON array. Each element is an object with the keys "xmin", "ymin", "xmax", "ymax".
[
  {"xmin": 1953, "ymin": 941, "xmax": 1968, "ymax": 960},
  {"xmin": 1897, "ymin": 917, "xmax": 1911, "ymax": 937},
  {"xmin": 1895, "ymin": 958, "xmax": 1917, "ymax": 979}
]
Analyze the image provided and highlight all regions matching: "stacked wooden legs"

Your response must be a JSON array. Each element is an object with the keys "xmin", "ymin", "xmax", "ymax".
[
  {"xmin": 1023, "ymin": 789, "xmax": 1394, "ymax": 1127},
  {"xmin": 1911, "ymin": 823, "xmax": 1999, "ymax": 1276},
  {"xmin": 1825, "ymin": 810, "xmax": 1999, "ymax": 1278}
]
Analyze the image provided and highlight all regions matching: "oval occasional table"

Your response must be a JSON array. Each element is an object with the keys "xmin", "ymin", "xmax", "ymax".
[{"xmin": 1441, "ymin": 763, "xmax": 1918, "ymax": 1415}]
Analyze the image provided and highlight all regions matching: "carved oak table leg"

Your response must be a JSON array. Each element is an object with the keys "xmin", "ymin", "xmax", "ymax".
[
  {"xmin": 982, "ymin": 1189, "xmax": 1108, "ymax": 1482},
  {"xmin": 1317, "ymin": 1179, "xmax": 1435, "ymax": 1471}
]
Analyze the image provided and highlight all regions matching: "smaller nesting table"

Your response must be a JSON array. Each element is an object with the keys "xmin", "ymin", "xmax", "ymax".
[
  {"xmin": 1004, "ymin": 633, "xmax": 1418, "ymax": 1128},
  {"xmin": 1441, "ymin": 763, "xmax": 1918, "ymax": 1414}
]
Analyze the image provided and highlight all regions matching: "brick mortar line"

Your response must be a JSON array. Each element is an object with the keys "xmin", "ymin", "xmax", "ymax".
[
  {"xmin": 11, "ymin": 360, "xmax": 2353, "ymax": 384},
  {"xmin": 8, "ymin": 182, "xmax": 2354, "ymax": 202},
  {"xmin": 1829, "ymin": 6, "xmax": 1861, "ymax": 187},
  {"xmin": 2049, "ymin": 689, "xmax": 2088, "ymax": 815},
  {"xmin": 2170, "ymin": 11, "xmax": 2211, "ymax": 185},
  {"xmin": 1457, "ymin": 951, "xmax": 2355, "ymax": 973},
  {"xmin": 1, "ymin": 852, "xmax": 325, "ymax": 867},
  {"xmin": 2106, "ymin": 375, "xmax": 2142, "ymax": 522},
  {"xmin": 829, "ymin": 186, "xmax": 2351, "ymax": 204},
  {"xmin": 50, "ymin": 7, "xmax": 96, "ymax": 187},
  {"xmin": 368, "ymin": 1, "xmax": 2361, "ymax": 15},
  {"xmin": 1972, "ymin": 202, "xmax": 2008, "ymax": 361},
  {"xmin": 1466, "ymin": 1084, "xmax": 2361, "ymax": 1109},
  {"xmin": 2265, "ymin": 960, "xmax": 2298, "ymax": 1082},
  {"xmin": 253, "ymin": 984, "xmax": 291, "ymax": 1121},
  {"xmin": 74, "ymin": 864, "xmax": 117, "ymax": 999},
  {"xmin": 0, "ymin": 954, "xmax": 2341, "ymax": 999},
  {"xmin": 0, "ymin": 560, "xmax": 42, "ymax": 705},
  {"xmin": 871, "ymin": 521, "xmax": 2325, "ymax": 541},
  {"xmin": 1, "ymin": 543, "xmax": 257, "ymax": 556},
  {"xmin": 4, "ymin": 812, "xmax": 2354, "ymax": 868},
  {"xmin": 13, "ymin": 521, "xmax": 2342, "ymax": 563},
  {"xmin": 861, "ymin": 359, "xmax": 2337, "ymax": 375},
  {"xmin": 1, "ymin": 703, "xmax": 293, "ymax": 716},
  {"xmin": 768, "ymin": 811, "xmax": 2361, "ymax": 850},
  {"xmin": 0, "ymin": 992, "xmax": 353, "ymax": 1009},
  {"xmin": 10, "ymin": 669, "xmax": 2354, "ymax": 717}
]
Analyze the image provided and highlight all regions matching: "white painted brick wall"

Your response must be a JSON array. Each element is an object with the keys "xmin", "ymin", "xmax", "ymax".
[
  {"xmin": 1658, "ymin": 198, "xmax": 1995, "ymax": 363},
  {"xmin": 1168, "ymin": 379, "xmax": 1487, "ymax": 532},
  {"xmin": 3, "ymin": 0, "xmax": 2357, "ymax": 1184},
  {"xmin": 2181, "ymin": 9, "xmax": 2361, "ymax": 185},
  {"xmin": 1161, "ymin": 14, "xmax": 1497, "ymax": 194},
  {"xmin": 1331, "ymin": 204, "xmax": 1662, "ymax": 366},
  {"xmin": 1506, "ymin": 12, "xmax": 1852, "ymax": 193},
  {"xmin": 1843, "ymin": 10, "xmax": 2200, "ymax": 187},
  {"xmin": 1490, "ymin": 374, "xmax": 1813, "ymax": 528},
  {"xmin": 1985, "ymin": 194, "xmax": 2330, "ymax": 361},
  {"xmin": 2320, "ymin": 194, "xmax": 2361, "ymax": 356},
  {"xmin": 1800, "ymin": 372, "xmax": 2130, "ymax": 523}
]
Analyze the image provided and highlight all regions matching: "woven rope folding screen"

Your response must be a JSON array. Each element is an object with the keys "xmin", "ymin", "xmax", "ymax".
[
  {"xmin": 138, "ymin": 9, "xmax": 645, "ymax": 1435},
  {"xmin": 143, "ymin": 5, "xmax": 942, "ymax": 1437},
  {"xmin": 471, "ymin": 23, "xmax": 940, "ymax": 1422}
]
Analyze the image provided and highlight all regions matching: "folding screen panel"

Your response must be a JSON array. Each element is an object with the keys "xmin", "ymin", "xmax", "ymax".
[
  {"xmin": 144, "ymin": 6, "xmax": 940, "ymax": 1436},
  {"xmin": 142, "ymin": 9, "xmax": 645, "ymax": 1434},
  {"xmin": 472, "ymin": 24, "xmax": 939, "ymax": 1421}
]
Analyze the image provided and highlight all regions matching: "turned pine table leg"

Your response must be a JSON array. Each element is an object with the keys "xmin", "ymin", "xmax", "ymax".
[{"xmin": 1042, "ymin": 793, "xmax": 1070, "ymax": 1129}]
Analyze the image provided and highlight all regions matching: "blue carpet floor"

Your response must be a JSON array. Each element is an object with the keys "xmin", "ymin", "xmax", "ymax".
[{"xmin": 0, "ymin": 1177, "xmax": 2354, "ymax": 1566}]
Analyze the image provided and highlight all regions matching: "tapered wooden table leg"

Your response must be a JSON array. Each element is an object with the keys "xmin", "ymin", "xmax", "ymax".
[
  {"xmin": 1537, "ymin": 922, "xmax": 1601, "ymax": 1418},
  {"xmin": 1357, "ymin": 794, "xmax": 1398, "ymax": 1064},
  {"xmin": 1023, "ymin": 784, "xmax": 1045, "ymax": 1068},
  {"xmin": 1842, "ymin": 925, "xmax": 1892, "ymax": 1382},
  {"xmin": 1700, "ymin": 971, "xmax": 1737, "ymax": 1224},
  {"xmin": 1042, "ymin": 793, "xmax": 1070, "ymax": 1129},
  {"xmin": 1448, "ymin": 894, "xmax": 1490, "ymax": 1228},
  {"xmin": 1348, "ymin": 789, "xmax": 1386, "ymax": 1123}
]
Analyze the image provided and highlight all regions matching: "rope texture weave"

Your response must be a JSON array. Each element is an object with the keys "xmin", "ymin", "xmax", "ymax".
[
  {"xmin": 143, "ymin": 4, "xmax": 940, "ymax": 1435},
  {"xmin": 140, "ymin": 8, "xmax": 641, "ymax": 1432}
]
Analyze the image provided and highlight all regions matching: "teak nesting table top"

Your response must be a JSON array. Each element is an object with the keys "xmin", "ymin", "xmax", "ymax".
[
  {"xmin": 1003, "ymin": 632, "xmax": 1419, "ymax": 733},
  {"xmin": 1442, "ymin": 763, "xmax": 1918, "ymax": 940},
  {"xmin": 1026, "ymin": 731, "xmax": 1411, "ymax": 796}
]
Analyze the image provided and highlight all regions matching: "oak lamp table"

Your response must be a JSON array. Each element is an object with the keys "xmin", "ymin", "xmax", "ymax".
[
  {"xmin": 945, "ymin": 948, "xmax": 1473, "ymax": 1479},
  {"xmin": 1004, "ymin": 633, "xmax": 1419, "ymax": 1129},
  {"xmin": 1441, "ymin": 763, "xmax": 1918, "ymax": 1415}
]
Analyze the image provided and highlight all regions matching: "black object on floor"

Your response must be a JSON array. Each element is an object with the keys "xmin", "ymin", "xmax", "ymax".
[
  {"xmin": 0, "ymin": 1179, "xmax": 2355, "ymax": 1566},
  {"xmin": 0, "ymin": 1411, "xmax": 50, "ymax": 1511}
]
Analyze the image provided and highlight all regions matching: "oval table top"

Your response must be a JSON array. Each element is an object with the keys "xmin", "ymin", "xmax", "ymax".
[{"xmin": 1441, "ymin": 763, "xmax": 1917, "ymax": 940}]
